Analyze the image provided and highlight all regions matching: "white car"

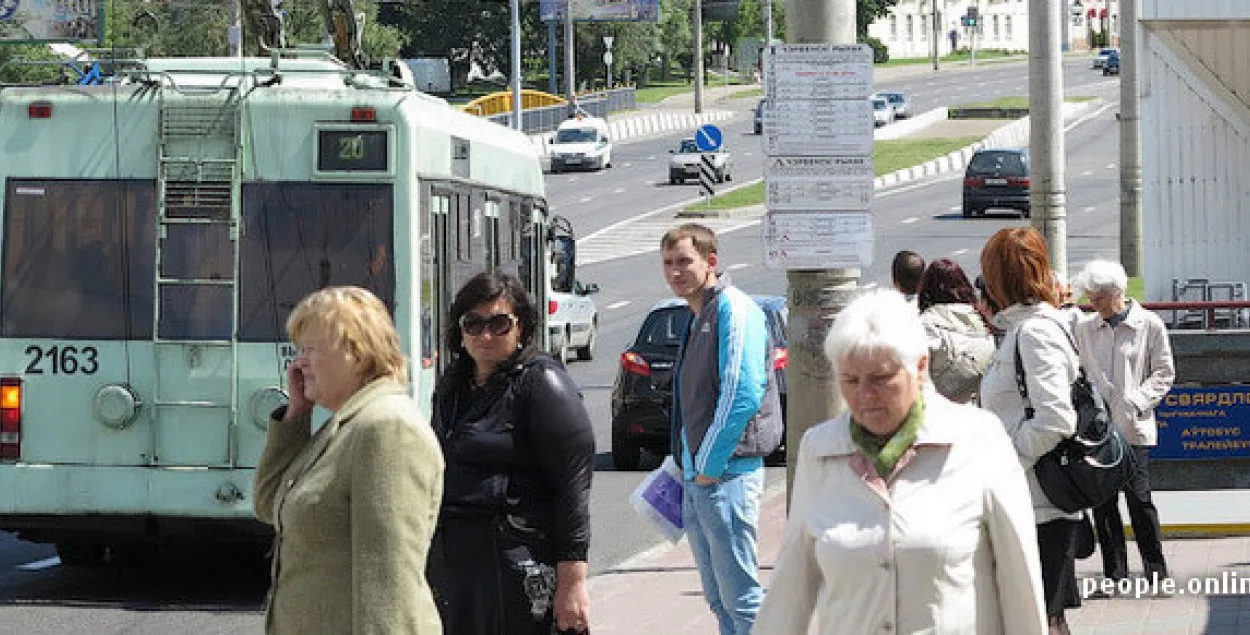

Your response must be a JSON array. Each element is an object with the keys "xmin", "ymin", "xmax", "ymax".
[
  {"xmin": 549, "ymin": 115, "xmax": 613, "ymax": 172},
  {"xmin": 872, "ymin": 95, "xmax": 894, "ymax": 127},
  {"xmin": 668, "ymin": 137, "xmax": 733, "ymax": 185},
  {"xmin": 546, "ymin": 216, "xmax": 599, "ymax": 363}
]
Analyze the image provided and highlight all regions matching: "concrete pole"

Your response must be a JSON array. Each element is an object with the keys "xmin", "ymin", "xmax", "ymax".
[
  {"xmin": 1060, "ymin": 0, "xmax": 1070, "ymax": 52},
  {"xmin": 1030, "ymin": 0, "xmax": 1068, "ymax": 280},
  {"xmin": 1119, "ymin": 0, "xmax": 1143, "ymax": 277},
  {"xmin": 549, "ymin": 20, "xmax": 559, "ymax": 95},
  {"xmin": 228, "ymin": 0, "xmax": 242, "ymax": 58},
  {"xmin": 510, "ymin": 0, "xmax": 523, "ymax": 131},
  {"xmin": 693, "ymin": 0, "xmax": 704, "ymax": 114},
  {"xmin": 763, "ymin": 0, "xmax": 774, "ymax": 44},
  {"xmin": 781, "ymin": 0, "xmax": 858, "ymax": 496},
  {"xmin": 931, "ymin": 0, "xmax": 940, "ymax": 70},
  {"xmin": 565, "ymin": 0, "xmax": 577, "ymax": 107}
]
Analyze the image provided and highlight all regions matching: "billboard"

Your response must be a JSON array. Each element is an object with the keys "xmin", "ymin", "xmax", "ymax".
[
  {"xmin": 702, "ymin": 0, "xmax": 741, "ymax": 22},
  {"xmin": 0, "ymin": 0, "xmax": 100, "ymax": 42},
  {"xmin": 1154, "ymin": 385, "xmax": 1250, "ymax": 460},
  {"xmin": 541, "ymin": 0, "xmax": 660, "ymax": 22}
]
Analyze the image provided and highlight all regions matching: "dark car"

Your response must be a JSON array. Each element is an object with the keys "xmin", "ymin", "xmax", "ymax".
[
  {"xmin": 962, "ymin": 148, "xmax": 1030, "ymax": 219},
  {"xmin": 610, "ymin": 296, "xmax": 788, "ymax": 471},
  {"xmin": 1103, "ymin": 51, "xmax": 1121, "ymax": 76},
  {"xmin": 753, "ymin": 99, "xmax": 765, "ymax": 134}
]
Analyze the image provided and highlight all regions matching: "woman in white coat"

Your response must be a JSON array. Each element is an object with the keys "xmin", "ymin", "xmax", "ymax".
[
  {"xmin": 754, "ymin": 289, "xmax": 1046, "ymax": 635},
  {"xmin": 978, "ymin": 227, "xmax": 1082, "ymax": 635}
]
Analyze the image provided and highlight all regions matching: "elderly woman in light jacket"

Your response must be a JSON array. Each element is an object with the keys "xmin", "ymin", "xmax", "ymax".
[
  {"xmin": 978, "ymin": 228, "xmax": 1082, "ymax": 635},
  {"xmin": 754, "ymin": 289, "xmax": 1045, "ymax": 635}
]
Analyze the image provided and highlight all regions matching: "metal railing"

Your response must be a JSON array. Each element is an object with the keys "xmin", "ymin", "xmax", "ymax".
[
  {"xmin": 486, "ymin": 87, "xmax": 638, "ymax": 134},
  {"xmin": 1142, "ymin": 301, "xmax": 1250, "ymax": 331}
]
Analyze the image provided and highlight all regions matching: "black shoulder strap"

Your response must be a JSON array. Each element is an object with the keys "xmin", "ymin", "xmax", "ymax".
[{"xmin": 1013, "ymin": 314, "xmax": 1085, "ymax": 421}]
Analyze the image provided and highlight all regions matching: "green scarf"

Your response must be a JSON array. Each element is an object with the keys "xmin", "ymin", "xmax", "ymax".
[{"xmin": 850, "ymin": 393, "xmax": 926, "ymax": 479}]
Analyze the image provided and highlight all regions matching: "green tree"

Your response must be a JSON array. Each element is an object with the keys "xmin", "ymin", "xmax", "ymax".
[{"xmin": 857, "ymin": 0, "xmax": 901, "ymax": 38}]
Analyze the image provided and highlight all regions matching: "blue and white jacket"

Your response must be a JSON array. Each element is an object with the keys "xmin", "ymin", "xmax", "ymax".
[{"xmin": 670, "ymin": 276, "xmax": 775, "ymax": 481}]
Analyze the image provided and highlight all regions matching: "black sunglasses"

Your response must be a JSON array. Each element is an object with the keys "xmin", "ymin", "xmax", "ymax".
[{"xmin": 460, "ymin": 312, "xmax": 518, "ymax": 337}]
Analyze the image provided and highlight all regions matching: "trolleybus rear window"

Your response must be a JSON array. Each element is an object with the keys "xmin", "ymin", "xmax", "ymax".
[
  {"xmin": 238, "ymin": 182, "xmax": 395, "ymax": 342},
  {"xmin": 1, "ymin": 180, "xmax": 156, "ymax": 339}
]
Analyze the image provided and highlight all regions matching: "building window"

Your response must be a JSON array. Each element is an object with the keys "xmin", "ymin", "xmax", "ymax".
[
  {"xmin": 907, "ymin": 15, "xmax": 914, "ymax": 41},
  {"xmin": 920, "ymin": 15, "xmax": 927, "ymax": 40},
  {"xmin": 891, "ymin": 16, "xmax": 898, "ymax": 39},
  {"xmin": 993, "ymin": 15, "xmax": 1000, "ymax": 39},
  {"xmin": 1005, "ymin": 15, "xmax": 1012, "ymax": 39}
]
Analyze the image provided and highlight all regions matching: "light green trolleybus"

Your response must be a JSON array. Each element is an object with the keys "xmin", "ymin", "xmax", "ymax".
[{"xmin": 0, "ymin": 52, "xmax": 554, "ymax": 564}]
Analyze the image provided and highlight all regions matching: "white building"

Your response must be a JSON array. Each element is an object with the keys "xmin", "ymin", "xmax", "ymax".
[
  {"xmin": 1138, "ymin": 0, "xmax": 1250, "ymax": 301},
  {"xmin": 867, "ymin": 0, "xmax": 1121, "ymax": 61}
]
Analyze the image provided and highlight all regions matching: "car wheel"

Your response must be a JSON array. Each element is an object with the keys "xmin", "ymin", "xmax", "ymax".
[
  {"xmin": 716, "ymin": 169, "xmax": 725, "ymax": 184},
  {"xmin": 1021, "ymin": 206, "xmax": 1031, "ymax": 219},
  {"xmin": 56, "ymin": 542, "xmax": 106, "ymax": 566},
  {"xmin": 554, "ymin": 331, "xmax": 570, "ymax": 365},
  {"xmin": 611, "ymin": 426, "xmax": 642, "ymax": 471},
  {"xmin": 576, "ymin": 322, "xmax": 596, "ymax": 361},
  {"xmin": 725, "ymin": 169, "xmax": 733, "ymax": 182}
]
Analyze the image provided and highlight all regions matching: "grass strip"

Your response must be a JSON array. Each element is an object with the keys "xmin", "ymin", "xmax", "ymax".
[
  {"xmin": 957, "ymin": 95, "xmax": 1097, "ymax": 110},
  {"xmin": 685, "ymin": 136, "xmax": 981, "ymax": 212},
  {"xmin": 877, "ymin": 50, "xmax": 1023, "ymax": 67}
]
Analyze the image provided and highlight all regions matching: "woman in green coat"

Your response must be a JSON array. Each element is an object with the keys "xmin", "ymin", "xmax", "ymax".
[{"xmin": 254, "ymin": 286, "xmax": 445, "ymax": 634}]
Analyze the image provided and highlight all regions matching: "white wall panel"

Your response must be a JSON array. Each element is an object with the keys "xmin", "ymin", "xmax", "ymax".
[{"xmin": 1143, "ymin": 0, "xmax": 1250, "ymax": 21}]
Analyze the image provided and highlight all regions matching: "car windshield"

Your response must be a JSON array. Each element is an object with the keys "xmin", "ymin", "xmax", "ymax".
[
  {"xmin": 885, "ymin": 93, "xmax": 904, "ymax": 105},
  {"xmin": 555, "ymin": 128, "xmax": 597, "ymax": 143},
  {"xmin": 968, "ymin": 151, "xmax": 1027, "ymax": 175},
  {"xmin": 677, "ymin": 139, "xmax": 699, "ymax": 153},
  {"xmin": 873, "ymin": 99, "xmax": 888, "ymax": 110},
  {"xmin": 638, "ymin": 307, "xmax": 693, "ymax": 347},
  {"xmin": 1100, "ymin": 48, "xmax": 1116, "ymax": 56}
]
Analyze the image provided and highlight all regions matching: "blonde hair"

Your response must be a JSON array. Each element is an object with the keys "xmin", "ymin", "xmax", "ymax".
[{"xmin": 286, "ymin": 286, "xmax": 407, "ymax": 384}]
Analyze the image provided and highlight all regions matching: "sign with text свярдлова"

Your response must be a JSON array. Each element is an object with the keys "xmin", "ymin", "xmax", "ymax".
[{"xmin": 1153, "ymin": 385, "xmax": 1250, "ymax": 459}]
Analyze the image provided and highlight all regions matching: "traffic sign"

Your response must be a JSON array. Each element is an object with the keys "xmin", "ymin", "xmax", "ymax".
[
  {"xmin": 695, "ymin": 124, "xmax": 723, "ymax": 152},
  {"xmin": 764, "ymin": 44, "xmax": 873, "ymax": 100},
  {"xmin": 603, "ymin": 51, "xmax": 614, "ymax": 65}
]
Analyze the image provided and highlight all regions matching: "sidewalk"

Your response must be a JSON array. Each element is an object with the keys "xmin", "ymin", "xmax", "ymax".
[{"xmin": 588, "ymin": 489, "xmax": 1250, "ymax": 634}]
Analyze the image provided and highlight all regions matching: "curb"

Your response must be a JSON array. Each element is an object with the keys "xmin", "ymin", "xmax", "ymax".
[
  {"xmin": 529, "ymin": 110, "xmax": 736, "ymax": 157},
  {"xmin": 872, "ymin": 98, "xmax": 1102, "ymax": 191},
  {"xmin": 659, "ymin": 99, "xmax": 1105, "ymax": 221}
]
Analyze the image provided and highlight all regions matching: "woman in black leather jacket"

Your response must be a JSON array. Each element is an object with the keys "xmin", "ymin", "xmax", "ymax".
[{"xmin": 427, "ymin": 271, "xmax": 595, "ymax": 635}]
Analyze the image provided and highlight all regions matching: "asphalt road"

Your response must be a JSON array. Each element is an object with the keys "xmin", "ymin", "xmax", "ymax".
[{"xmin": 0, "ymin": 60, "xmax": 1125, "ymax": 632}]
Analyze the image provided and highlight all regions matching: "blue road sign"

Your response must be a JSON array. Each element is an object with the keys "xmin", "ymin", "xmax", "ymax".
[{"xmin": 696, "ymin": 124, "xmax": 724, "ymax": 153}]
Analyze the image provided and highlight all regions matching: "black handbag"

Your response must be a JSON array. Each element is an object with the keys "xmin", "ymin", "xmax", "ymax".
[{"xmin": 1013, "ymin": 316, "xmax": 1134, "ymax": 513}]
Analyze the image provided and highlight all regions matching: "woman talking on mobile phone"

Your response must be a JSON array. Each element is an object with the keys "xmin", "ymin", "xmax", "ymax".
[
  {"xmin": 427, "ymin": 271, "xmax": 595, "ymax": 635},
  {"xmin": 254, "ymin": 286, "xmax": 445, "ymax": 634}
]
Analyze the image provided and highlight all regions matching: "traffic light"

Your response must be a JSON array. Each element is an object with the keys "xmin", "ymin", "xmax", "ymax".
[{"xmin": 966, "ymin": 6, "xmax": 979, "ymax": 27}]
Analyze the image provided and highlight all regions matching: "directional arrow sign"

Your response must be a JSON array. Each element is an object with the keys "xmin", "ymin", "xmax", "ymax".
[{"xmin": 695, "ymin": 124, "xmax": 723, "ymax": 153}]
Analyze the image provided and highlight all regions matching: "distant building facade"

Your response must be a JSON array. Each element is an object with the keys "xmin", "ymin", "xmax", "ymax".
[{"xmin": 866, "ymin": 0, "xmax": 1120, "ymax": 61}]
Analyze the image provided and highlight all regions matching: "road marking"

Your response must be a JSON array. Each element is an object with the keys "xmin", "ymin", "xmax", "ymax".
[
  {"xmin": 1106, "ymin": 163, "xmax": 1117, "ymax": 169},
  {"xmin": 901, "ymin": 217, "xmax": 919, "ymax": 224},
  {"xmin": 578, "ymin": 196, "xmax": 594, "ymax": 204},
  {"xmin": 646, "ymin": 155, "xmax": 656, "ymax": 161},
  {"xmin": 727, "ymin": 263, "xmax": 750, "ymax": 270},
  {"xmin": 606, "ymin": 300, "xmax": 631, "ymax": 310},
  {"xmin": 952, "ymin": 248, "xmax": 969, "ymax": 256},
  {"xmin": 948, "ymin": 205, "xmax": 961, "ymax": 212},
  {"xmin": 613, "ymin": 188, "xmax": 627, "ymax": 194},
  {"xmin": 621, "ymin": 163, "xmax": 632, "ymax": 168},
  {"xmin": 1083, "ymin": 206, "xmax": 1097, "ymax": 213},
  {"xmin": 1083, "ymin": 171, "xmax": 1093, "ymax": 176},
  {"xmin": 17, "ymin": 557, "xmax": 61, "ymax": 571}
]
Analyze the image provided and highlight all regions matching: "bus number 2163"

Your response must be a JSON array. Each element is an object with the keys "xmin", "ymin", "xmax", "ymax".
[{"xmin": 25, "ymin": 345, "xmax": 99, "ymax": 375}]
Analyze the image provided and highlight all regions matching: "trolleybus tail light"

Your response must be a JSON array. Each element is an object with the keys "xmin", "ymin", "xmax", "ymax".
[
  {"xmin": 350, "ymin": 107, "xmax": 377, "ymax": 122},
  {"xmin": 0, "ymin": 378, "xmax": 21, "ymax": 460},
  {"xmin": 28, "ymin": 102, "xmax": 53, "ymax": 119},
  {"xmin": 548, "ymin": 299, "xmax": 559, "ymax": 315},
  {"xmin": 620, "ymin": 351, "xmax": 651, "ymax": 377}
]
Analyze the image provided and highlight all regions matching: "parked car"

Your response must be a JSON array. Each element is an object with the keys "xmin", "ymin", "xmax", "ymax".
[
  {"xmin": 877, "ymin": 91, "xmax": 911, "ymax": 119},
  {"xmin": 548, "ymin": 115, "xmax": 612, "ymax": 172},
  {"xmin": 871, "ymin": 95, "xmax": 894, "ymax": 127},
  {"xmin": 668, "ymin": 137, "xmax": 733, "ymax": 185},
  {"xmin": 610, "ymin": 296, "xmax": 789, "ymax": 470},
  {"xmin": 753, "ymin": 99, "xmax": 765, "ymax": 134},
  {"xmin": 962, "ymin": 147, "xmax": 1031, "ymax": 219},
  {"xmin": 1103, "ymin": 50, "xmax": 1121, "ymax": 75},
  {"xmin": 1091, "ymin": 47, "xmax": 1119, "ymax": 69}
]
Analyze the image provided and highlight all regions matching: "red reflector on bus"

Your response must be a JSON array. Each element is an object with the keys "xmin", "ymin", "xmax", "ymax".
[
  {"xmin": 0, "ymin": 384, "xmax": 18, "ymax": 409},
  {"xmin": 0, "ymin": 410, "xmax": 18, "ymax": 430},
  {"xmin": 351, "ymin": 107, "xmax": 376, "ymax": 122},
  {"xmin": 29, "ymin": 102, "xmax": 53, "ymax": 119},
  {"xmin": 1, "ymin": 378, "xmax": 21, "ymax": 459}
]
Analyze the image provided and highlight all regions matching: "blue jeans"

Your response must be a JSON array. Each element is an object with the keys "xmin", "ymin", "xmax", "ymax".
[{"xmin": 683, "ymin": 468, "xmax": 764, "ymax": 635}]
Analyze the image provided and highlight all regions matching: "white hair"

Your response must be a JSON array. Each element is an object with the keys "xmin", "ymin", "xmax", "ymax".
[
  {"xmin": 1077, "ymin": 259, "xmax": 1128, "ymax": 296},
  {"xmin": 825, "ymin": 289, "xmax": 928, "ymax": 379}
]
